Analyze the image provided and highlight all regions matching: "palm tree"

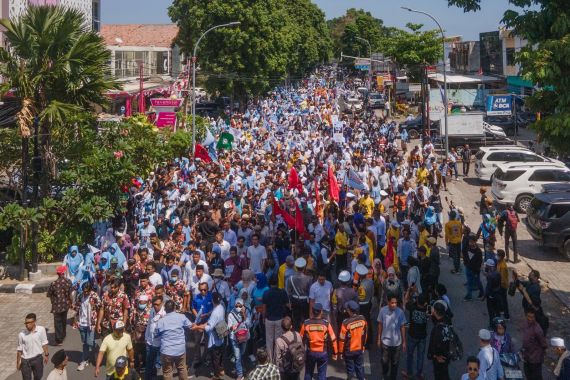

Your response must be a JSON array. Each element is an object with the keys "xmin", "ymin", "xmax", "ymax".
[{"xmin": 0, "ymin": 5, "xmax": 119, "ymax": 271}]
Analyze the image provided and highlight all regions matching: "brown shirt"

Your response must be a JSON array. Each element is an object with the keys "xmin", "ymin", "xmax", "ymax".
[
  {"xmin": 47, "ymin": 276, "xmax": 73, "ymax": 313},
  {"xmin": 522, "ymin": 320, "xmax": 547, "ymax": 364}
]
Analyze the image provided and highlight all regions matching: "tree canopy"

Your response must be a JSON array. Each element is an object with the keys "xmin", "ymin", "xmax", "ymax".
[
  {"xmin": 168, "ymin": 0, "xmax": 331, "ymax": 102},
  {"xmin": 449, "ymin": 0, "xmax": 570, "ymax": 154}
]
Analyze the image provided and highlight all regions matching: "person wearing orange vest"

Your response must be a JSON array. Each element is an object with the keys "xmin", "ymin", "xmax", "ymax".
[
  {"xmin": 338, "ymin": 300, "xmax": 368, "ymax": 380},
  {"xmin": 299, "ymin": 303, "xmax": 338, "ymax": 380}
]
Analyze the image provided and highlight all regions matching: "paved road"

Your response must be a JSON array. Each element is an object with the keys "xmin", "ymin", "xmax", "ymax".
[{"xmin": 1, "ymin": 164, "xmax": 567, "ymax": 380}]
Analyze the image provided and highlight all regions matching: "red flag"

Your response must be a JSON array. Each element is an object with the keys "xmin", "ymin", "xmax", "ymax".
[
  {"xmin": 287, "ymin": 167, "xmax": 303, "ymax": 193},
  {"xmin": 194, "ymin": 144, "xmax": 212, "ymax": 162},
  {"xmin": 314, "ymin": 179, "xmax": 321, "ymax": 220},
  {"xmin": 294, "ymin": 202, "xmax": 306, "ymax": 235},
  {"xmin": 273, "ymin": 198, "xmax": 296, "ymax": 228},
  {"xmin": 328, "ymin": 166, "xmax": 339, "ymax": 202}
]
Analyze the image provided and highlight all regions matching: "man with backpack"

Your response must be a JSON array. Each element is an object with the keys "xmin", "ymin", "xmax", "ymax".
[
  {"xmin": 300, "ymin": 303, "xmax": 338, "ymax": 380},
  {"xmin": 338, "ymin": 301, "xmax": 367, "ymax": 380},
  {"xmin": 275, "ymin": 316, "xmax": 304, "ymax": 380},
  {"xmin": 427, "ymin": 302, "xmax": 460, "ymax": 380},
  {"xmin": 498, "ymin": 203, "xmax": 520, "ymax": 263}
]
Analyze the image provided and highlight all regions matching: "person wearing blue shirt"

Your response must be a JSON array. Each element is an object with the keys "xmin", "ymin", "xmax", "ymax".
[
  {"xmin": 154, "ymin": 300, "xmax": 192, "ymax": 380},
  {"xmin": 190, "ymin": 283, "xmax": 213, "ymax": 368},
  {"xmin": 160, "ymin": 255, "xmax": 181, "ymax": 285},
  {"xmin": 397, "ymin": 229, "xmax": 417, "ymax": 289},
  {"xmin": 192, "ymin": 293, "xmax": 226, "ymax": 379}
]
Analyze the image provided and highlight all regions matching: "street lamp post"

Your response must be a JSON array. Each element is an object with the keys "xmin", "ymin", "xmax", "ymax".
[
  {"xmin": 402, "ymin": 7, "xmax": 449, "ymax": 156},
  {"xmin": 355, "ymin": 36, "xmax": 372, "ymax": 92},
  {"xmin": 190, "ymin": 21, "xmax": 240, "ymax": 153}
]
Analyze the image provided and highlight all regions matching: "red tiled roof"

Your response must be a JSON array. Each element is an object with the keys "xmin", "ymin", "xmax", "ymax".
[{"xmin": 100, "ymin": 24, "xmax": 179, "ymax": 48}]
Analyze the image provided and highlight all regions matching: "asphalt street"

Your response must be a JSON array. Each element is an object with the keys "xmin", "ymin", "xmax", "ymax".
[{"xmin": 1, "ymin": 163, "xmax": 567, "ymax": 380}]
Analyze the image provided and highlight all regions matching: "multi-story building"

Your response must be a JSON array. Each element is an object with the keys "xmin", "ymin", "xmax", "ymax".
[
  {"xmin": 0, "ymin": 0, "xmax": 100, "ymax": 37},
  {"xmin": 449, "ymin": 41, "xmax": 481, "ymax": 74}
]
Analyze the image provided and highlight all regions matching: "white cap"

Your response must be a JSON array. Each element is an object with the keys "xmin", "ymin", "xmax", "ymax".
[
  {"xmin": 138, "ymin": 295, "xmax": 149, "ymax": 301},
  {"xmin": 338, "ymin": 270, "xmax": 351, "ymax": 283},
  {"xmin": 356, "ymin": 264, "xmax": 368, "ymax": 276},
  {"xmin": 115, "ymin": 320, "xmax": 125, "ymax": 329},
  {"xmin": 346, "ymin": 192, "xmax": 356, "ymax": 198},
  {"xmin": 479, "ymin": 329, "xmax": 491, "ymax": 340},
  {"xmin": 485, "ymin": 259, "xmax": 496, "ymax": 267},
  {"xmin": 380, "ymin": 190, "xmax": 389, "ymax": 197},
  {"xmin": 203, "ymin": 201, "xmax": 210, "ymax": 206},
  {"xmin": 294, "ymin": 257, "xmax": 307, "ymax": 268},
  {"xmin": 551, "ymin": 337, "xmax": 565, "ymax": 347}
]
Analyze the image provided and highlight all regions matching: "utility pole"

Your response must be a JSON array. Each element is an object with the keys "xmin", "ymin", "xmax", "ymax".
[{"xmin": 139, "ymin": 61, "xmax": 145, "ymax": 114}]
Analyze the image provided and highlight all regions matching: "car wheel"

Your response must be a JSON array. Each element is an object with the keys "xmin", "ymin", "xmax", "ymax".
[
  {"xmin": 408, "ymin": 129, "xmax": 420, "ymax": 139},
  {"xmin": 515, "ymin": 194, "xmax": 533, "ymax": 213}
]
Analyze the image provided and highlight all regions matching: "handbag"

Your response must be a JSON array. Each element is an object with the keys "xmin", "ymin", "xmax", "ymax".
[{"xmin": 232, "ymin": 311, "xmax": 249, "ymax": 343}]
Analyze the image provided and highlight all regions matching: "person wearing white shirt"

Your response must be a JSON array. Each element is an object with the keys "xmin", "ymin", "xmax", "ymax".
[
  {"xmin": 17, "ymin": 313, "xmax": 49, "ymax": 380},
  {"xmin": 247, "ymin": 234, "xmax": 267, "ymax": 273},
  {"xmin": 213, "ymin": 232, "xmax": 231, "ymax": 261},
  {"xmin": 146, "ymin": 262, "xmax": 163, "ymax": 287},
  {"xmin": 145, "ymin": 296, "xmax": 166, "ymax": 379},
  {"xmin": 308, "ymin": 217, "xmax": 325, "ymax": 243},
  {"xmin": 477, "ymin": 329, "xmax": 504, "ymax": 380},
  {"xmin": 189, "ymin": 265, "xmax": 214, "ymax": 295},
  {"xmin": 309, "ymin": 273, "xmax": 333, "ymax": 320},
  {"xmin": 183, "ymin": 253, "xmax": 209, "ymax": 288}
]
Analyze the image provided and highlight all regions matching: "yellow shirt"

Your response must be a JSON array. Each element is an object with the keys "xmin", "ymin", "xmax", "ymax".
[
  {"xmin": 418, "ymin": 230, "xmax": 430, "ymax": 249},
  {"xmin": 445, "ymin": 220, "xmax": 463, "ymax": 245},
  {"xmin": 278, "ymin": 263, "xmax": 287, "ymax": 289},
  {"xmin": 387, "ymin": 227, "xmax": 400, "ymax": 247},
  {"xmin": 335, "ymin": 231, "xmax": 349, "ymax": 255},
  {"xmin": 100, "ymin": 333, "xmax": 133, "ymax": 376},
  {"xmin": 416, "ymin": 168, "xmax": 429, "ymax": 185},
  {"xmin": 359, "ymin": 197, "xmax": 375, "ymax": 218}
]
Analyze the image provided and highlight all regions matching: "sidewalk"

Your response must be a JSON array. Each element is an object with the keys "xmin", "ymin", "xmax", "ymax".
[{"xmin": 0, "ymin": 275, "xmax": 56, "ymax": 294}]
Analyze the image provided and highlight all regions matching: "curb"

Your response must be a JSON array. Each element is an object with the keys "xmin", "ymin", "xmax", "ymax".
[{"xmin": 0, "ymin": 281, "xmax": 52, "ymax": 294}]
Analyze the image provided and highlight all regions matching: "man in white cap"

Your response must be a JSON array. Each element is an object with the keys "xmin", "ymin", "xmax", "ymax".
[
  {"xmin": 477, "ymin": 328, "xmax": 503, "ymax": 380},
  {"xmin": 551, "ymin": 337, "xmax": 570, "ymax": 379},
  {"xmin": 286, "ymin": 257, "xmax": 312, "ymax": 329}
]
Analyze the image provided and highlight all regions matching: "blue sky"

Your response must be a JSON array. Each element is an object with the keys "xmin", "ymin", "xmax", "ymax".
[{"xmin": 102, "ymin": 0, "xmax": 521, "ymax": 40}]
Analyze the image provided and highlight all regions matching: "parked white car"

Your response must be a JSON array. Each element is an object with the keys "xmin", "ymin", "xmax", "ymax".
[
  {"xmin": 474, "ymin": 146, "xmax": 563, "ymax": 181},
  {"xmin": 491, "ymin": 162, "xmax": 570, "ymax": 212}
]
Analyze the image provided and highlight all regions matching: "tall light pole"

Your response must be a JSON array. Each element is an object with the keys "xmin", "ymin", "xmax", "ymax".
[
  {"xmin": 191, "ymin": 21, "xmax": 241, "ymax": 153},
  {"xmin": 402, "ymin": 6, "xmax": 449, "ymax": 155},
  {"xmin": 355, "ymin": 36, "xmax": 372, "ymax": 92}
]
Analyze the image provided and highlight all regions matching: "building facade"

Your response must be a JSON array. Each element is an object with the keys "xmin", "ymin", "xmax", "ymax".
[
  {"xmin": 1, "ymin": 0, "xmax": 100, "ymax": 30},
  {"xmin": 449, "ymin": 41, "xmax": 481, "ymax": 74}
]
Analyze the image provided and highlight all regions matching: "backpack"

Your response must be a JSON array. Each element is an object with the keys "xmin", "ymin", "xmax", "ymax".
[
  {"xmin": 443, "ymin": 324, "xmax": 463, "ymax": 361},
  {"xmin": 506, "ymin": 210, "xmax": 518, "ymax": 230},
  {"xmin": 281, "ymin": 333, "xmax": 305, "ymax": 373}
]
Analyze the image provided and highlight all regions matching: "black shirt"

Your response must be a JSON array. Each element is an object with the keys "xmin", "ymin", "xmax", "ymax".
[
  {"xmin": 262, "ymin": 287, "xmax": 290, "ymax": 321},
  {"xmin": 406, "ymin": 301, "xmax": 428, "ymax": 339}
]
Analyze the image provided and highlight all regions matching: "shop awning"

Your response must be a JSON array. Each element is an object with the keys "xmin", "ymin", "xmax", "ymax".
[{"xmin": 507, "ymin": 76, "xmax": 534, "ymax": 89}]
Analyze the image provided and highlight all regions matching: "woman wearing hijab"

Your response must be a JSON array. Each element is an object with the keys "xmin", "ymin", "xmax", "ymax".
[
  {"xmin": 99, "ymin": 227, "xmax": 116, "ymax": 251},
  {"xmin": 108, "ymin": 243, "xmax": 127, "ymax": 270},
  {"xmin": 235, "ymin": 269, "xmax": 256, "ymax": 306},
  {"xmin": 228, "ymin": 298, "xmax": 252, "ymax": 380},
  {"xmin": 63, "ymin": 245, "xmax": 83, "ymax": 283},
  {"xmin": 119, "ymin": 234, "xmax": 134, "ymax": 260},
  {"xmin": 476, "ymin": 214, "xmax": 496, "ymax": 253},
  {"xmin": 424, "ymin": 206, "xmax": 438, "ymax": 237},
  {"xmin": 382, "ymin": 266, "xmax": 403, "ymax": 306}
]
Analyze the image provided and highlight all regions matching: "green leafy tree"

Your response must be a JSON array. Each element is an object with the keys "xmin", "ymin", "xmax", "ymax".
[
  {"xmin": 0, "ymin": 6, "xmax": 119, "ymax": 196},
  {"xmin": 328, "ymin": 8, "xmax": 386, "ymax": 59},
  {"xmin": 382, "ymin": 23, "xmax": 443, "ymax": 80},
  {"xmin": 169, "ymin": 0, "xmax": 331, "ymax": 102},
  {"xmin": 448, "ymin": 0, "xmax": 570, "ymax": 153}
]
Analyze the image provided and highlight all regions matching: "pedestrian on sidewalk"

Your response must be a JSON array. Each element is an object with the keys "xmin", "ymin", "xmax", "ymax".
[
  {"xmin": 16, "ymin": 313, "xmax": 49, "ymax": 380},
  {"xmin": 46, "ymin": 265, "xmax": 73, "ymax": 346},
  {"xmin": 427, "ymin": 303, "xmax": 451, "ymax": 380},
  {"xmin": 522, "ymin": 309, "xmax": 548, "ymax": 380},
  {"xmin": 377, "ymin": 295, "xmax": 407, "ymax": 380},
  {"xmin": 498, "ymin": 203, "xmax": 520, "ymax": 263},
  {"xmin": 445, "ymin": 210, "xmax": 463, "ymax": 274},
  {"xmin": 461, "ymin": 144, "xmax": 471, "ymax": 176},
  {"xmin": 46, "ymin": 349, "xmax": 68, "ymax": 380},
  {"xmin": 74, "ymin": 281, "xmax": 101, "ymax": 371},
  {"xmin": 462, "ymin": 234, "xmax": 484, "ymax": 301}
]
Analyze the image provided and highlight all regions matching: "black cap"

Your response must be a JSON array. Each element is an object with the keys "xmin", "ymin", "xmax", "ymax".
[
  {"xmin": 51, "ymin": 349, "xmax": 66, "ymax": 367},
  {"xmin": 313, "ymin": 303, "xmax": 323, "ymax": 312}
]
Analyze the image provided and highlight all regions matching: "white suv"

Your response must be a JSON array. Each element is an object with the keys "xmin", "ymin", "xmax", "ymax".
[
  {"xmin": 475, "ymin": 146, "xmax": 563, "ymax": 181},
  {"xmin": 491, "ymin": 162, "xmax": 570, "ymax": 212}
]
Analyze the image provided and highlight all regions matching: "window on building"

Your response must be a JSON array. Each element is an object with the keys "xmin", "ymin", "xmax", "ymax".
[{"xmin": 506, "ymin": 47, "xmax": 516, "ymax": 66}]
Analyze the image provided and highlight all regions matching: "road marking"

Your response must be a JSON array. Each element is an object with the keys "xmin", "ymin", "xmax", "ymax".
[{"xmin": 364, "ymin": 349, "xmax": 371, "ymax": 375}]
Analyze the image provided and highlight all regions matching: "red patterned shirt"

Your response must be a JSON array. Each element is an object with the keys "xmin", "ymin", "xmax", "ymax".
[{"xmin": 101, "ymin": 290, "xmax": 131, "ymax": 330}]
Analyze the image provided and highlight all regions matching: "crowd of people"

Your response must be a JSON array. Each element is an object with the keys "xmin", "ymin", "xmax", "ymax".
[{"xmin": 16, "ymin": 67, "xmax": 570, "ymax": 380}]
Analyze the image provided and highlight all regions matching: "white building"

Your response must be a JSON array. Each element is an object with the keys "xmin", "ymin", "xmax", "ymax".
[{"xmin": 0, "ymin": 0, "xmax": 100, "ymax": 37}]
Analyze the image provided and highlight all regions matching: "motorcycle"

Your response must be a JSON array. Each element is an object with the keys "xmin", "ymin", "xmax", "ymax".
[{"xmin": 500, "ymin": 353, "xmax": 523, "ymax": 380}]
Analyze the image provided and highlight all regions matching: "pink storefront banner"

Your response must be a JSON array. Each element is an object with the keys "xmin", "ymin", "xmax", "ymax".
[
  {"xmin": 150, "ymin": 99, "xmax": 183, "ymax": 108},
  {"xmin": 156, "ymin": 112, "xmax": 177, "ymax": 128}
]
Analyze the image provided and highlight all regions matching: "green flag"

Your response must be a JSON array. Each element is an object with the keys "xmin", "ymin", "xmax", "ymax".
[{"xmin": 216, "ymin": 131, "xmax": 234, "ymax": 150}]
